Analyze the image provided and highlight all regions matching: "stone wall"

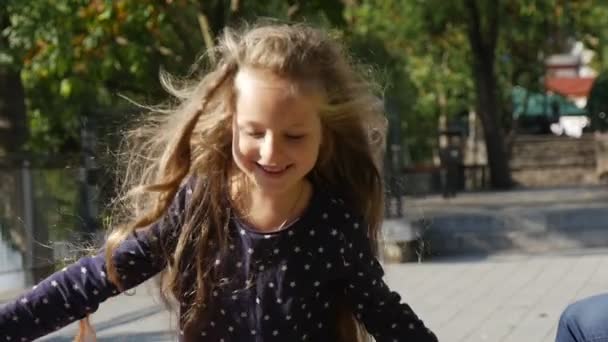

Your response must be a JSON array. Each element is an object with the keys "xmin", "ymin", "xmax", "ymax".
[{"xmin": 510, "ymin": 134, "xmax": 598, "ymax": 187}]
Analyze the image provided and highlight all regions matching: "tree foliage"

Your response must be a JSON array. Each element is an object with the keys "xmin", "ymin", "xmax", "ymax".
[
  {"xmin": 2, "ymin": 0, "xmax": 352, "ymax": 155},
  {"xmin": 4, "ymin": 0, "xmax": 608, "ymax": 182},
  {"xmin": 347, "ymin": 0, "xmax": 608, "ymax": 187}
]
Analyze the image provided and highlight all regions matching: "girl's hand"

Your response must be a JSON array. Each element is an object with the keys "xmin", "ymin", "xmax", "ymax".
[{"xmin": 74, "ymin": 316, "xmax": 97, "ymax": 342}]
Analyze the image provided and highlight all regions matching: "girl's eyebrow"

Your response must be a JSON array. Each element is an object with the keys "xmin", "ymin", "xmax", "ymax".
[
  {"xmin": 238, "ymin": 121, "xmax": 309, "ymax": 128},
  {"xmin": 237, "ymin": 121, "xmax": 262, "ymax": 127}
]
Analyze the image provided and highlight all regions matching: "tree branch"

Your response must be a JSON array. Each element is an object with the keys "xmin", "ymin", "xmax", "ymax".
[{"xmin": 197, "ymin": 13, "xmax": 216, "ymax": 63}]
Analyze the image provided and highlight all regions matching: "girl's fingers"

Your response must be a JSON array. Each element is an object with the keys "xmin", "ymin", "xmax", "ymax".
[{"xmin": 74, "ymin": 316, "xmax": 97, "ymax": 342}]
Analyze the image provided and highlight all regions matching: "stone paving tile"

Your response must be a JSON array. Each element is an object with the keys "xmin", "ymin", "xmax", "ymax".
[{"xmin": 386, "ymin": 251, "xmax": 608, "ymax": 342}]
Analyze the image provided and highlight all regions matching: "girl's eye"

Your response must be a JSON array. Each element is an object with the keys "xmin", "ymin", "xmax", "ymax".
[
  {"xmin": 246, "ymin": 132, "xmax": 264, "ymax": 138},
  {"xmin": 286, "ymin": 134, "xmax": 306, "ymax": 140}
]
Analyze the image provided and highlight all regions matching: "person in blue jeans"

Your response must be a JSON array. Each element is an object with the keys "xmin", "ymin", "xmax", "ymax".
[{"xmin": 556, "ymin": 293, "xmax": 608, "ymax": 342}]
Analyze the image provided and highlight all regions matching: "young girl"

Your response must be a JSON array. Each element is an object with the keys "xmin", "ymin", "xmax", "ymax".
[{"xmin": 0, "ymin": 23, "xmax": 437, "ymax": 342}]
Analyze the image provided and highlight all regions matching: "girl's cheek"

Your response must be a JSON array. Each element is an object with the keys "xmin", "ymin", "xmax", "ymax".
[{"xmin": 238, "ymin": 138, "xmax": 260, "ymax": 159}]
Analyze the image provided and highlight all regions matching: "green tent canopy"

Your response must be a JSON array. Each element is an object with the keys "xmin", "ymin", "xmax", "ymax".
[{"xmin": 512, "ymin": 85, "xmax": 587, "ymax": 119}]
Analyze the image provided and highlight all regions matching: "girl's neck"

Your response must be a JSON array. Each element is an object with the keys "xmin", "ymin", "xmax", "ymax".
[{"xmin": 230, "ymin": 177, "xmax": 312, "ymax": 232}]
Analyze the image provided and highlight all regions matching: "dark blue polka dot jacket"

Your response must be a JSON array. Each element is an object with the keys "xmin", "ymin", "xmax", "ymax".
[{"xmin": 0, "ymin": 181, "xmax": 438, "ymax": 342}]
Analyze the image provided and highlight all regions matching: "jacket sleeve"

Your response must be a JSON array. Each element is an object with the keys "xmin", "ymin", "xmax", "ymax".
[
  {"xmin": 0, "ymin": 181, "xmax": 192, "ymax": 342},
  {"xmin": 342, "ymin": 217, "xmax": 438, "ymax": 342}
]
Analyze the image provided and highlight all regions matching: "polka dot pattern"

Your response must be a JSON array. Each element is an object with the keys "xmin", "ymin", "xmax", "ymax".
[{"xmin": 0, "ymin": 181, "xmax": 436, "ymax": 341}]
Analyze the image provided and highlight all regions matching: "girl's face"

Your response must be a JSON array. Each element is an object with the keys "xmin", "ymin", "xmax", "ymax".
[{"xmin": 232, "ymin": 68, "xmax": 323, "ymax": 195}]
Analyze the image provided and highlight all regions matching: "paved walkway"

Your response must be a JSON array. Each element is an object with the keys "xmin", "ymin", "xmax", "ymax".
[
  {"xmin": 4, "ymin": 249, "xmax": 599, "ymax": 341},
  {"xmin": 386, "ymin": 250, "xmax": 608, "ymax": 342}
]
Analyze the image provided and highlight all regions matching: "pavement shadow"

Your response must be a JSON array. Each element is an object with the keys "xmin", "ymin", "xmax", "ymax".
[
  {"xmin": 409, "ymin": 202, "xmax": 608, "ymax": 260},
  {"xmin": 413, "ymin": 211, "xmax": 516, "ymax": 259}
]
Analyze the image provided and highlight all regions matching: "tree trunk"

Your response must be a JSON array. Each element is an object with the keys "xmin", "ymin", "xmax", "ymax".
[
  {"xmin": 0, "ymin": 68, "xmax": 27, "ymax": 156},
  {"xmin": 0, "ymin": 8, "xmax": 27, "ymax": 155},
  {"xmin": 465, "ymin": 0, "xmax": 513, "ymax": 189},
  {"xmin": 0, "ymin": 7, "xmax": 28, "ymax": 254},
  {"xmin": 197, "ymin": 0, "xmax": 243, "ymax": 37},
  {"xmin": 0, "ymin": 8, "xmax": 53, "ymax": 284},
  {"xmin": 472, "ymin": 58, "xmax": 512, "ymax": 188}
]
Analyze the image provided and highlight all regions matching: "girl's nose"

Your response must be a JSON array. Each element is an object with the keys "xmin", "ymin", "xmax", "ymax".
[{"xmin": 259, "ymin": 134, "xmax": 282, "ymax": 163}]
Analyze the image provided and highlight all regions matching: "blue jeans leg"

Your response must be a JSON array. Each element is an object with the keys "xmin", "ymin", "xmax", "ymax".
[{"xmin": 556, "ymin": 293, "xmax": 608, "ymax": 342}]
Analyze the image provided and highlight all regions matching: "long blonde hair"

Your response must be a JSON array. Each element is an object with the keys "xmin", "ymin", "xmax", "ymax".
[{"xmin": 102, "ymin": 22, "xmax": 386, "ymax": 341}]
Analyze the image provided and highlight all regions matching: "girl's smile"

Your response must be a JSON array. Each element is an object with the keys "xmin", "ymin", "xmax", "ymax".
[{"xmin": 255, "ymin": 162, "xmax": 293, "ymax": 177}]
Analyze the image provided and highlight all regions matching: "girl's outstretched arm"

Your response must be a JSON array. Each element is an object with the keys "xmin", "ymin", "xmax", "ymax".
[
  {"xmin": 342, "ymin": 217, "xmax": 439, "ymax": 342},
  {"xmin": 0, "ymin": 183, "xmax": 190, "ymax": 342}
]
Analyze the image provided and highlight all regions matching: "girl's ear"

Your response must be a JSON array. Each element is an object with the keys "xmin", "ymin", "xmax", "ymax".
[{"xmin": 74, "ymin": 315, "xmax": 97, "ymax": 342}]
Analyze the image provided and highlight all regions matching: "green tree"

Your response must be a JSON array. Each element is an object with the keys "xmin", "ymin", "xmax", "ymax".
[
  {"xmin": 9, "ymin": 0, "xmax": 608, "ymax": 187},
  {"xmin": 345, "ymin": 2, "xmax": 473, "ymax": 167},
  {"xmin": 348, "ymin": 0, "xmax": 608, "ymax": 189},
  {"xmin": 4, "ymin": 0, "xmax": 348, "ymax": 154}
]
